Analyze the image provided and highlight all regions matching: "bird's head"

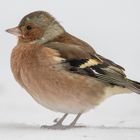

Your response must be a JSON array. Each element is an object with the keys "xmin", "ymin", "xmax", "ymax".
[{"xmin": 6, "ymin": 11, "xmax": 64, "ymax": 43}]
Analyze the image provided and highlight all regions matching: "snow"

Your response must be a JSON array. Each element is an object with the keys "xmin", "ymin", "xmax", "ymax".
[
  {"xmin": 1, "ymin": 125, "xmax": 140, "ymax": 140},
  {"xmin": 0, "ymin": 0, "xmax": 140, "ymax": 139},
  {"xmin": 1, "ymin": 92, "xmax": 140, "ymax": 140}
]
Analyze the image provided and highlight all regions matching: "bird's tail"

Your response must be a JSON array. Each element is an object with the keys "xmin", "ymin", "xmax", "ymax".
[{"xmin": 126, "ymin": 79, "xmax": 140, "ymax": 94}]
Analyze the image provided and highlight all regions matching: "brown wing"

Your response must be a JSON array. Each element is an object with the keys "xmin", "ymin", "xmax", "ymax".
[
  {"xmin": 45, "ymin": 42, "xmax": 93, "ymax": 59},
  {"xmin": 45, "ymin": 41, "xmax": 127, "ymax": 87}
]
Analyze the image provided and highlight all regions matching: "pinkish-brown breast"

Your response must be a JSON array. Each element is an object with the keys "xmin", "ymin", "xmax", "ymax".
[{"xmin": 11, "ymin": 43, "xmax": 106, "ymax": 114}]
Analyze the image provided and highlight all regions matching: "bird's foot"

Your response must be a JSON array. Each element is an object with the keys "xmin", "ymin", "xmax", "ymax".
[
  {"xmin": 41, "ymin": 113, "xmax": 84, "ymax": 130},
  {"xmin": 41, "ymin": 123, "xmax": 85, "ymax": 130},
  {"xmin": 41, "ymin": 123, "xmax": 73, "ymax": 130},
  {"xmin": 53, "ymin": 117, "xmax": 59, "ymax": 123}
]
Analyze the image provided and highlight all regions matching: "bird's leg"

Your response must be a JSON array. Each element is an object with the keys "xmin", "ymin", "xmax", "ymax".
[
  {"xmin": 55, "ymin": 113, "xmax": 68, "ymax": 125},
  {"xmin": 68, "ymin": 113, "xmax": 82, "ymax": 128},
  {"xmin": 41, "ymin": 113, "xmax": 68, "ymax": 129},
  {"xmin": 41, "ymin": 113, "xmax": 83, "ymax": 129}
]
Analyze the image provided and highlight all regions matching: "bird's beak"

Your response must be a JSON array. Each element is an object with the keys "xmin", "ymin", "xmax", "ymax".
[{"xmin": 6, "ymin": 27, "xmax": 22, "ymax": 36}]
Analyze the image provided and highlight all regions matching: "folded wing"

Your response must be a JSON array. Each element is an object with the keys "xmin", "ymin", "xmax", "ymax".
[{"xmin": 45, "ymin": 42, "xmax": 140, "ymax": 93}]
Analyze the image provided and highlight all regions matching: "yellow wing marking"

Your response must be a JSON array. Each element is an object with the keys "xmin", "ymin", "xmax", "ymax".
[{"xmin": 79, "ymin": 59, "xmax": 100, "ymax": 68}]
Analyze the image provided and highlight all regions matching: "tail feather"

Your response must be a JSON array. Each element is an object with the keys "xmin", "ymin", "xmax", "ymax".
[{"xmin": 126, "ymin": 79, "xmax": 140, "ymax": 94}]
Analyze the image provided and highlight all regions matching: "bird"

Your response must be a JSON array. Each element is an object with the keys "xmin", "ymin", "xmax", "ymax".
[{"xmin": 6, "ymin": 11, "xmax": 140, "ymax": 129}]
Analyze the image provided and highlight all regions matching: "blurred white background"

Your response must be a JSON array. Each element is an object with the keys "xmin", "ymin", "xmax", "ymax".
[{"xmin": 0, "ymin": 0, "xmax": 140, "ymax": 140}]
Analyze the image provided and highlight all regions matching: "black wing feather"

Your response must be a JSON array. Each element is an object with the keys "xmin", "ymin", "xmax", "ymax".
[{"xmin": 66, "ymin": 53, "xmax": 127, "ymax": 87}]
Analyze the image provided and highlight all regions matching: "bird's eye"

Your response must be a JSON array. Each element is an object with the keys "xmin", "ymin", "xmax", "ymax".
[{"xmin": 26, "ymin": 25, "xmax": 32, "ymax": 30}]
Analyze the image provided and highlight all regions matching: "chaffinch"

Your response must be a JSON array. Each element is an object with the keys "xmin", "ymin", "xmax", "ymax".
[{"xmin": 6, "ymin": 11, "xmax": 140, "ymax": 129}]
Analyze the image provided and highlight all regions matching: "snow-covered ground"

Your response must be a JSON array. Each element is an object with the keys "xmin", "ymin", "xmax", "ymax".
[
  {"xmin": 1, "ymin": 90, "xmax": 140, "ymax": 140},
  {"xmin": 0, "ymin": 0, "xmax": 140, "ymax": 139}
]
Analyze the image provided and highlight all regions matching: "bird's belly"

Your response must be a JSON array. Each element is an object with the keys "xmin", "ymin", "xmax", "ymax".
[
  {"xmin": 34, "ymin": 91, "xmax": 93, "ymax": 114},
  {"xmin": 20, "ymin": 67, "xmax": 105, "ymax": 114}
]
